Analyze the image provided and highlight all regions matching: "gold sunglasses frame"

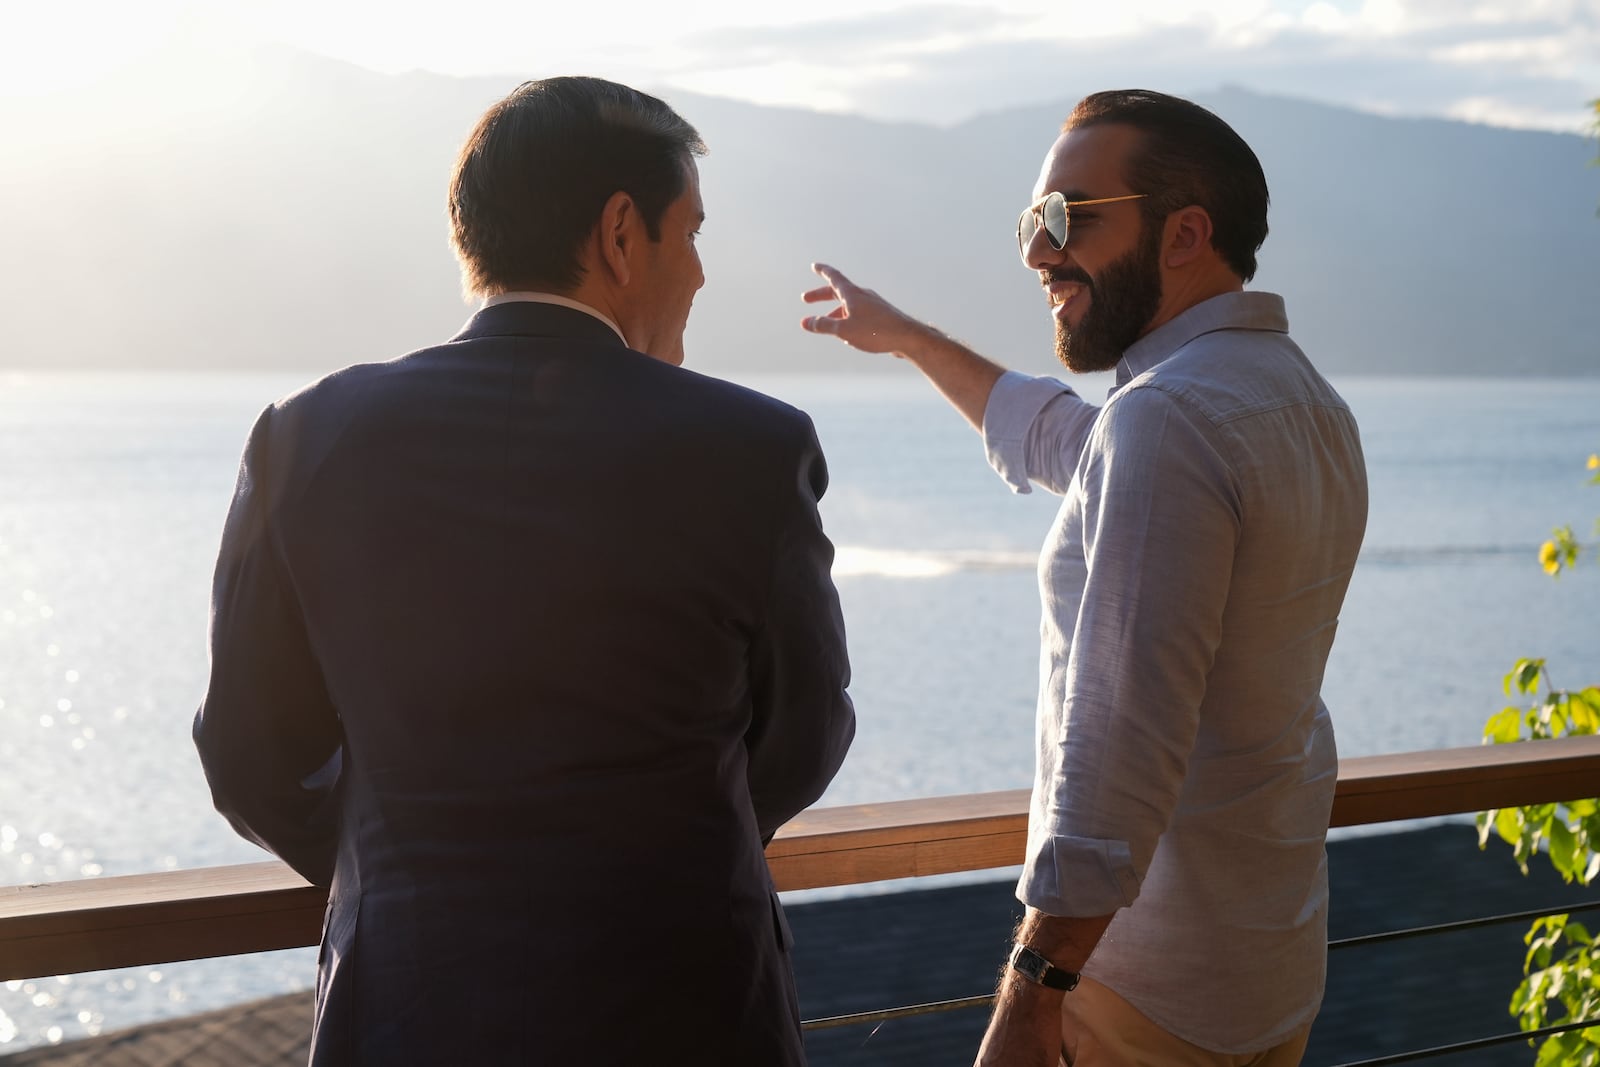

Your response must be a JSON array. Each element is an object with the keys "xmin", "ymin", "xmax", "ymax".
[{"xmin": 1017, "ymin": 192, "xmax": 1148, "ymax": 261}]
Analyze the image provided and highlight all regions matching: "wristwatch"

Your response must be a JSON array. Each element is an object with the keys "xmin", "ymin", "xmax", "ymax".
[{"xmin": 1008, "ymin": 942, "xmax": 1081, "ymax": 991}]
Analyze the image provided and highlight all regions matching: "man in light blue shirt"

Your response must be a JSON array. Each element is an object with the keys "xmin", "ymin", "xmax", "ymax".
[{"xmin": 801, "ymin": 89, "xmax": 1367, "ymax": 1066}]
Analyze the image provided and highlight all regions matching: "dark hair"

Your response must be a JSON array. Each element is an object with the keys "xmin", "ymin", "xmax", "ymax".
[
  {"xmin": 449, "ymin": 77, "xmax": 707, "ymax": 295},
  {"xmin": 1064, "ymin": 90, "xmax": 1268, "ymax": 281}
]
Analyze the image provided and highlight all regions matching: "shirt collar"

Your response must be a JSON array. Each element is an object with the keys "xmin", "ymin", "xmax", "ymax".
[
  {"xmin": 483, "ymin": 291, "xmax": 626, "ymax": 345},
  {"xmin": 1115, "ymin": 291, "xmax": 1289, "ymax": 386}
]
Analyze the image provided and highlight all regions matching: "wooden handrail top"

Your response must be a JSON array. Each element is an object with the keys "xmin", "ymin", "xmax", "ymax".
[
  {"xmin": 4, "ymin": 735, "xmax": 1600, "ymax": 981},
  {"xmin": 1329, "ymin": 732, "xmax": 1600, "ymax": 826}
]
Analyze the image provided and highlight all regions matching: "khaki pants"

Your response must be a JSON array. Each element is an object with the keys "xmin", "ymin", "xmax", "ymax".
[{"xmin": 1061, "ymin": 977, "xmax": 1311, "ymax": 1067}]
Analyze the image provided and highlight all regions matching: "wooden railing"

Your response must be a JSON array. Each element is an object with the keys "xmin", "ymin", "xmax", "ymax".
[{"xmin": 5, "ymin": 736, "xmax": 1600, "ymax": 983}]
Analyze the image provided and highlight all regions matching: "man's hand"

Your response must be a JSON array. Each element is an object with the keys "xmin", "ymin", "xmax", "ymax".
[
  {"xmin": 973, "ymin": 978, "xmax": 1067, "ymax": 1067},
  {"xmin": 799, "ymin": 262, "xmax": 931, "ymax": 356},
  {"xmin": 973, "ymin": 909, "xmax": 1114, "ymax": 1066},
  {"xmin": 799, "ymin": 262, "xmax": 1006, "ymax": 431}
]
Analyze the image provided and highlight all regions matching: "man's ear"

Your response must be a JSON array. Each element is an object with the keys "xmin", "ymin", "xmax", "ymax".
[
  {"xmin": 1163, "ymin": 206, "xmax": 1215, "ymax": 269},
  {"xmin": 595, "ymin": 189, "xmax": 638, "ymax": 286}
]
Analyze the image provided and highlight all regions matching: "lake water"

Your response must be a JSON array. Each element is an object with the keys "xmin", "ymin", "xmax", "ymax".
[{"xmin": 1, "ymin": 370, "xmax": 1597, "ymax": 1051}]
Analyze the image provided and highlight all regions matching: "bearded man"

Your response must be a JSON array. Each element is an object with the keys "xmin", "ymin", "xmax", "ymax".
[{"xmin": 801, "ymin": 89, "xmax": 1367, "ymax": 1066}]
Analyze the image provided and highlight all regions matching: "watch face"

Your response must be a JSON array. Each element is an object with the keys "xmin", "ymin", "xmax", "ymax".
[{"xmin": 1011, "ymin": 945, "xmax": 1047, "ymax": 981}]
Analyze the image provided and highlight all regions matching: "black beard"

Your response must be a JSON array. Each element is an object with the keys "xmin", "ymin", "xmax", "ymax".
[{"xmin": 1053, "ymin": 222, "xmax": 1163, "ymax": 374}]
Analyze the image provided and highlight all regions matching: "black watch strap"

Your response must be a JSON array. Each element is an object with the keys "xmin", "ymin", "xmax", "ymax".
[{"xmin": 1008, "ymin": 942, "xmax": 1081, "ymax": 991}]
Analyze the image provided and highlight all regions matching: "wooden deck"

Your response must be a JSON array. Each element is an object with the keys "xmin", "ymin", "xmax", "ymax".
[{"xmin": 0, "ymin": 991, "xmax": 311, "ymax": 1066}]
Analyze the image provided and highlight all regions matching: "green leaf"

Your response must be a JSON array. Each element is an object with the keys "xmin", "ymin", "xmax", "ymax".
[
  {"xmin": 1498, "ymin": 806, "xmax": 1528, "ymax": 851},
  {"xmin": 1512, "ymin": 977, "xmax": 1534, "ymax": 1013},
  {"xmin": 1551, "ymin": 820, "xmax": 1580, "ymax": 881},
  {"xmin": 1576, "ymin": 702, "xmax": 1600, "ymax": 735},
  {"xmin": 1544, "ymin": 526, "xmax": 1581, "ymax": 577},
  {"xmin": 1524, "ymin": 967, "xmax": 1554, "ymax": 1019},
  {"xmin": 1508, "ymin": 659, "xmax": 1547, "ymax": 696},
  {"xmin": 1486, "ymin": 706, "xmax": 1525, "ymax": 743},
  {"xmin": 1572, "ymin": 689, "xmax": 1600, "ymax": 734},
  {"xmin": 1547, "ymin": 967, "xmax": 1568, "ymax": 999}
]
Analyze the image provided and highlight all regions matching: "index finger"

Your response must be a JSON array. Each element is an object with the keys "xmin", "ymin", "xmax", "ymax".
[{"xmin": 810, "ymin": 262, "xmax": 857, "ymax": 293}]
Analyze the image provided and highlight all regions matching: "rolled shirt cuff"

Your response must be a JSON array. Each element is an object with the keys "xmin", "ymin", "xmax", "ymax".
[
  {"xmin": 1017, "ymin": 829, "xmax": 1143, "ymax": 917},
  {"xmin": 981, "ymin": 370, "xmax": 1075, "ymax": 495}
]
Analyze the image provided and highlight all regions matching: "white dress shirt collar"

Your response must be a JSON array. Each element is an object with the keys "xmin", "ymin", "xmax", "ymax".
[{"xmin": 483, "ymin": 291, "xmax": 627, "ymax": 346}]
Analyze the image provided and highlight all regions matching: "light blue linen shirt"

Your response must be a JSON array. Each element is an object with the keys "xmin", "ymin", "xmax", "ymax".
[{"xmin": 982, "ymin": 291, "xmax": 1368, "ymax": 1052}]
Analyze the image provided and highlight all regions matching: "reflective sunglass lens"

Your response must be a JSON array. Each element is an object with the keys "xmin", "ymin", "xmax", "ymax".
[
  {"xmin": 1042, "ymin": 193, "xmax": 1068, "ymax": 249},
  {"xmin": 1017, "ymin": 210, "xmax": 1037, "ymax": 254}
]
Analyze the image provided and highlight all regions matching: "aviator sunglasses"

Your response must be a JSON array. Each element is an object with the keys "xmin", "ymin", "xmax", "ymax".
[{"xmin": 1016, "ymin": 192, "xmax": 1147, "ymax": 262}]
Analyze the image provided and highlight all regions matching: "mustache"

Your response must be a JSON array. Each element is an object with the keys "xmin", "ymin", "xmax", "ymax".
[{"xmin": 1043, "ymin": 267, "xmax": 1093, "ymax": 288}]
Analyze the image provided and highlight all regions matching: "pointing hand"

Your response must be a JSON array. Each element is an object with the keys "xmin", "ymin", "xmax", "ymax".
[{"xmin": 799, "ymin": 263, "xmax": 924, "ymax": 357}]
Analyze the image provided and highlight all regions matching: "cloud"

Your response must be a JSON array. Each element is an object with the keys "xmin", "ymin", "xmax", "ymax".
[
  {"xmin": 663, "ymin": 2, "xmax": 1600, "ymax": 132},
  {"xmin": 680, "ymin": 4, "xmax": 1029, "ymax": 68},
  {"xmin": 29, "ymin": 0, "xmax": 1584, "ymax": 134}
]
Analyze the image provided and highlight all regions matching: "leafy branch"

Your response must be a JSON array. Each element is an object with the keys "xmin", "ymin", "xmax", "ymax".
[
  {"xmin": 1477, "ymin": 453, "xmax": 1600, "ymax": 1063},
  {"xmin": 1537, "ymin": 455, "xmax": 1600, "ymax": 576}
]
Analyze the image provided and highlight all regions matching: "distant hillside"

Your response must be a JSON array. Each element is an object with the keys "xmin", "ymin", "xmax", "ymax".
[{"xmin": 1, "ymin": 46, "xmax": 1596, "ymax": 378}]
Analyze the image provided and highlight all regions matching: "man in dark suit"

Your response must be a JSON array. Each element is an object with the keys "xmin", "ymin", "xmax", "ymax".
[{"xmin": 193, "ymin": 76, "xmax": 855, "ymax": 1066}]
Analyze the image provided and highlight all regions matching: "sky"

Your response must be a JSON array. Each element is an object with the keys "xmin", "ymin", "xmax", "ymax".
[{"xmin": 2, "ymin": 0, "xmax": 1597, "ymax": 131}]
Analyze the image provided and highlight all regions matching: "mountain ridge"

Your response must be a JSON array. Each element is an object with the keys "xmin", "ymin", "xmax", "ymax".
[{"xmin": 1, "ymin": 46, "xmax": 1595, "ymax": 378}]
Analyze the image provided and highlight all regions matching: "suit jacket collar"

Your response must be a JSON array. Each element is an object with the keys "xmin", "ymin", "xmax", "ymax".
[{"xmin": 450, "ymin": 300, "xmax": 630, "ymax": 350}]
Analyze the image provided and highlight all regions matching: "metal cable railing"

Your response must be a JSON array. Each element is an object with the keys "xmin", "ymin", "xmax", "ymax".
[
  {"xmin": 1329, "ymin": 899, "xmax": 1600, "ymax": 951},
  {"xmin": 807, "ymin": 994, "xmax": 1600, "ymax": 1064},
  {"xmin": 1331, "ymin": 1015, "xmax": 1600, "ymax": 1066},
  {"xmin": 803, "ymin": 994, "xmax": 994, "ymax": 1032},
  {"xmin": 798, "ymin": 899, "xmax": 1600, "ymax": 1063}
]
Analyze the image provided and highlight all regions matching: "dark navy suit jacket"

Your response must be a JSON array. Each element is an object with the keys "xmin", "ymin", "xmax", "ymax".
[{"xmin": 193, "ymin": 301, "xmax": 855, "ymax": 1066}]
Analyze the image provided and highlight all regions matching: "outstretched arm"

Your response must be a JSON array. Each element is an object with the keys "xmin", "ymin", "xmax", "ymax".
[
  {"xmin": 801, "ymin": 262, "xmax": 1099, "ymax": 494},
  {"xmin": 800, "ymin": 262, "xmax": 1005, "ymax": 432}
]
